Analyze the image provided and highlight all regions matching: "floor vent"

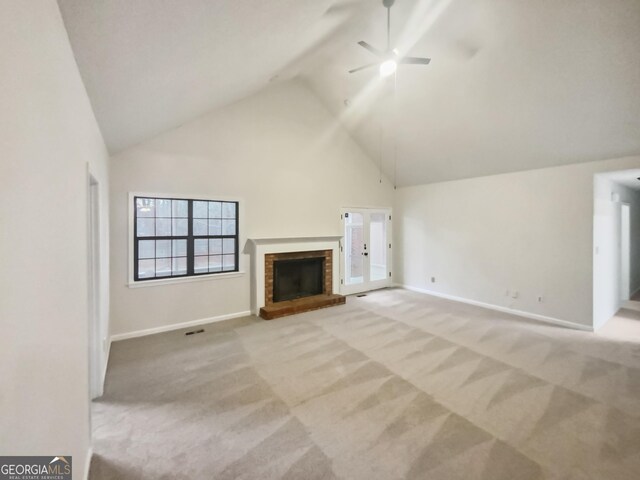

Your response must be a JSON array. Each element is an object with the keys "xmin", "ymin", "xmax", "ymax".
[{"xmin": 185, "ymin": 329, "xmax": 205, "ymax": 336}]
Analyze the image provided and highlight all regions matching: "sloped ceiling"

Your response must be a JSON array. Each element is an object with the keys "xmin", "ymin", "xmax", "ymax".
[
  {"xmin": 57, "ymin": 0, "xmax": 353, "ymax": 153},
  {"xmin": 58, "ymin": 0, "xmax": 640, "ymax": 186}
]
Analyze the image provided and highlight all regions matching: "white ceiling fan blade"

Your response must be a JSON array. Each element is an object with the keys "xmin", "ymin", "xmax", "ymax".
[
  {"xmin": 349, "ymin": 63, "xmax": 379, "ymax": 74},
  {"xmin": 400, "ymin": 57, "xmax": 431, "ymax": 65},
  {"xmin": 358, "ymin": 41, "xmax": 384, "ymax": 57},
  {"xmin": 324, "ymin": 1, "xmax": 360, "ymax": 16}
]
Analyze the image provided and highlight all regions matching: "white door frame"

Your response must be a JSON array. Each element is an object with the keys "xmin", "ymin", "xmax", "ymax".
[
  {"xmin": 88, "ymin": 174, "xmax": 103, "ymax": 399},
  {"xmin": 621, "ymin": 202, "xmax": 631, "ymax": 301},
  {"xmin": 339, "ymin": 207, "xmax": 392, "ymax": 295}
]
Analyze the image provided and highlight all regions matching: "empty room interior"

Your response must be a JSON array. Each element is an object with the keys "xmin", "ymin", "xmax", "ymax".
[{"xmin": 3, "ymin": 0, "xmax": 640, "ymax": 479}]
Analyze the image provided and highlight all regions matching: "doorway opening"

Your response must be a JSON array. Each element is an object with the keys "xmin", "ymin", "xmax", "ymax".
[
  {"xmin": 621, "ymin": 203, "xmax": 631, "ymax": 302},
  {"xmin": 340, "ymin": 208, "xmax": 392, "ymax": 295},
  {"xmin": 593, "ymin": 170, "xmax": 640, "ymax": 336}
]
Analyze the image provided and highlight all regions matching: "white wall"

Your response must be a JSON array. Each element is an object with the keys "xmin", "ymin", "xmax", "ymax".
[
  {"xmin": 395, "ymin": 155, "xmax": 640, "ymax": 329},
  {"xmin": 0, "ymin": 2, "xmax": 109, "ymax": 478},
  {"xmin": 593, "ymin": 175, "xmax": 640, "ymax": 328},
  {"xmin": 110, "ymin": 80, "xmax": 394, "ymax": 336}
]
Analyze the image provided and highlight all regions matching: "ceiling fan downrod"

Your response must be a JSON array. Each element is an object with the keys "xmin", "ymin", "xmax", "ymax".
[{"xmin": 383, "ymin": 0, "xmax": 394, "ymax": 51}]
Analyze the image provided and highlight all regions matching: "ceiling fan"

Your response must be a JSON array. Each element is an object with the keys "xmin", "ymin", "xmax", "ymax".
[{"xmin": 349, "ymin": 0, "xmax": 431, "ymax": 76}]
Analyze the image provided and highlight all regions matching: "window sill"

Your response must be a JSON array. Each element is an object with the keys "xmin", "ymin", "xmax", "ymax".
[{"xmin": 127, "ymin": 271, "xmax": 245, "ymax": 288}]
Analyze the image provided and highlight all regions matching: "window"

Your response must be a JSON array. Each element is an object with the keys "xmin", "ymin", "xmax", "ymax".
[{"xmin": 133, "ymin": 196, "xmax": 239, "ymax": 281}]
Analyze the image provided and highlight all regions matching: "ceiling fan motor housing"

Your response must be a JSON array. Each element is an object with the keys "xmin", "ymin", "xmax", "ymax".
[{"xmin": 383, "ymin": 0, "xmax": 395, "ymax": 8}]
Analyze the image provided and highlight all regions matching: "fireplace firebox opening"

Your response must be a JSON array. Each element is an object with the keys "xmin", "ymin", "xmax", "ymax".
[{"xmin": 273, "ymin": 257, "xmax": 324, "ymax": 302}]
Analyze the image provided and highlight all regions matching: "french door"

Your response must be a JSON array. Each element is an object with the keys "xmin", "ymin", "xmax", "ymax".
[{"xmin": 340, "ymin": 208, "xmax": 392, "ymax": 295}]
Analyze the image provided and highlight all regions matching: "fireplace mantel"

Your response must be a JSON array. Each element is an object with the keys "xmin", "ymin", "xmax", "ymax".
[
  {"xmin": 248, "ymin": 236, "xmax": 343, "ymax": 246},
  {"xmin": 248, "ymin": 236, "xmax": 342, "ymax": 315}
]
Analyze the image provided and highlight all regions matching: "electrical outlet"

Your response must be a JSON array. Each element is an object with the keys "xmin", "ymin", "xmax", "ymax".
[
  {"xmin": 431, "ymin": 277, "xmax": 436, "ymax": 283},
  {"xmin": 537, "ymin": 296, "xmax": 543, "ymax": 303},
  {"xmin": 511, "ymin": 291, "xmax": 519, "ymax": 299}
]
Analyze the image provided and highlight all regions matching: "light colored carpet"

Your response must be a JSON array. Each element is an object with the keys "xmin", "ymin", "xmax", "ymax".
[{"xmin": 90, "ymin": 288, "xmax": 640, "ymax": 479}]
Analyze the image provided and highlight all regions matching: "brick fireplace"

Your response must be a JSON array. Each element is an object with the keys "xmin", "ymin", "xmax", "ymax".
[
  {"xmin": 249, "ymin": 237, "xmax": 345, "ymax": 320},
  {"xmin": 265, "ymin": 250, "xmax": 330, "ymax": 303}
]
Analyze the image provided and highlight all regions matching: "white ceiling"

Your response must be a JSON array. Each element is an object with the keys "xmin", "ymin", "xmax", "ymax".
[
  {"xmin": 57, "ymin": 0, "xmax": 351, "ymax": 153},
  {"xmin": 58, "ymin": 0, "xmax": 640, "ymax": 186}
]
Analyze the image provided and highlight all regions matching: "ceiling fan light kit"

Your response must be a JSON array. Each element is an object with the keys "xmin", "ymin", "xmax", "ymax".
[
  {"xmin": 379, "ymin": 59, "xmax": 397, "ymax": 77},
  {"xmin": 349, "ymin": 0, "xmax": 431, "ymax": 76}
]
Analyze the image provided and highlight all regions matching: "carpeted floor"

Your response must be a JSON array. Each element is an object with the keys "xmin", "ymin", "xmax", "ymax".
[{"xmin": 90, "ymin": 288, "xmax": 640, "ymax": 479}]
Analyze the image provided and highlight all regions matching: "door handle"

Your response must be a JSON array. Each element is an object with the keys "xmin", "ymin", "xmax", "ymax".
[{"xmin": 363, "ymin": 252, "xmax": 368, "ymax": 256}]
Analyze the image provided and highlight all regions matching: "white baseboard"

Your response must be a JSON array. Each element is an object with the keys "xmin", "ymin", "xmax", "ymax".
[
  {"xmin": 84, "ymin": 446, "xmax": 93, "ymax": 480},
  {"xmin": 593, "ymin": 314, "xmax": 612, "ymax": 332},
  {"xmin": 101, "ymin": 338, "xmax": 111, "ymax": 393},
  {"xmin": 398, "ymin": 285, "xmax": 593, "ymax": 332},
  {"xmin": 111, "ymin": 311, "xmax": 252, "ymax": 342}
]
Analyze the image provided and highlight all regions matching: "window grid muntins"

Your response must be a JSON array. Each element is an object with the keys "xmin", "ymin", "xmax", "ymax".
[
  {"xmin": 134, "ymin": 196, "xmax": 239, "ymax": 281},
  {"xmin": 192, "ymin": 200, "xmax": 237, "ymax": 274}
]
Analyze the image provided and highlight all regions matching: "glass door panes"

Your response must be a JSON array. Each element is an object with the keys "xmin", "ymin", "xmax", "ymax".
[
  {"xmin": 369, "ymin": 212, "xmax": 387, "ymax": 282},
  {"xmin": 341, "ymin": 208, "xmax": 391, "ymax": 294},
  {"xmin": 345, "ymin": 212, "xmax": 364, "ymax": 285}
]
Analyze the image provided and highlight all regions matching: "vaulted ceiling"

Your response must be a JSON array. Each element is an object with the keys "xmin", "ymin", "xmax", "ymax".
[{"xmin": 58, "ymin": 0, "xmax": 640, "ymax": 186}]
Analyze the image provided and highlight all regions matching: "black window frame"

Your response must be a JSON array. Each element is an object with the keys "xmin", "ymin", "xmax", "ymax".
[{"xmin": 133, "ymin": 196, "xmax": 239, "ymax": 282}]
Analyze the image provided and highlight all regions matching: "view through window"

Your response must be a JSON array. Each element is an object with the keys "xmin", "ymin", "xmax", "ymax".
[{"xmin": 134, "ymin": 196, "xmax": 239, "ymax": 281}]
